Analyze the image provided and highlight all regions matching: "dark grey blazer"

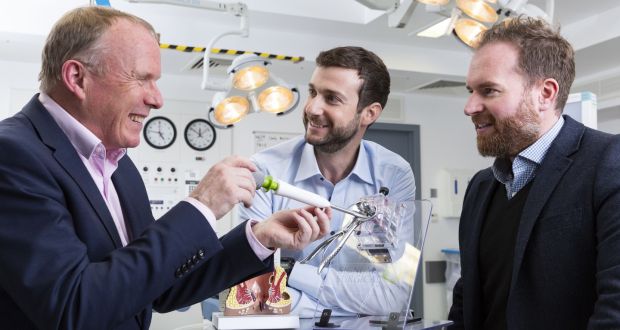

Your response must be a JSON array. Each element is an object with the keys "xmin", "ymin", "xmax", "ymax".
[{"xmin": 449, "ymin": 115, "xmax": 620, "ymax": 329}]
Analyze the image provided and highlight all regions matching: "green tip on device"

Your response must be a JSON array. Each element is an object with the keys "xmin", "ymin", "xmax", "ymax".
[{"xmin": 260, "ymin": 175, "xmax": 279, "ymax": 192}]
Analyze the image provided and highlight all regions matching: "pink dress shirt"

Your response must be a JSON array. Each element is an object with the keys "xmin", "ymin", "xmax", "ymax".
[{"xmin": 39, "ymin": 93, "xmax": 272, "ymax": 259}]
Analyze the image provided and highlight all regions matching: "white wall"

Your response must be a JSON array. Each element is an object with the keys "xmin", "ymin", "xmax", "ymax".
[
  {"xmin": 598, "ymin": 107, "xmax": 620, "ymax": 134},
  {"xmin": 0, "ymin": 60, "xmax": 41, "ymax": 117}
]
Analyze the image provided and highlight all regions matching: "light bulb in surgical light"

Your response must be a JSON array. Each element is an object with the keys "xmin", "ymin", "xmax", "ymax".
[
  {"xmin": 214, "ymin": 96, "xmax": 249, "ymax": 125},
  {"xmin": 233, "ymin": 66, "xmax": 269, "ymax": 91},
  {"xmin": 455, "ymin": 18, "xmax": 488, "ymax": 48},
  {"xmin": 258, "ymin": 86, "xmax": 295, "ymax": 113},
  {"xmin": 456, "ymin": 0, "xmax": 498, "ymax": 23}
]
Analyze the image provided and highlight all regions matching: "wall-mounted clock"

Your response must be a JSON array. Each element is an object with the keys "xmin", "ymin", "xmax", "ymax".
[
  {"xmin": 184, "ymin": 119, "xmax": 216, "ymax": 151},
  {"xmin": 143, "ymin": 116, "xmax": 177, "ymax": 149}
]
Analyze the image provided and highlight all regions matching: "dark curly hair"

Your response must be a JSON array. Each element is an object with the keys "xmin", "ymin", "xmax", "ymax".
[{"xmin": 315, "ymin": 46, "xmax": 390, "ymax": 112}]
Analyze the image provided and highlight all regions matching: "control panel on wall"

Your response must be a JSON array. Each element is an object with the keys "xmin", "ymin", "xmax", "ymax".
[
  {"xmin": 128, "ymin": 100, "xmax": 232, "ymax": 227},
  {"xmin": 138, "ymin": 164, "xmax": 203, "ymax": 219}
]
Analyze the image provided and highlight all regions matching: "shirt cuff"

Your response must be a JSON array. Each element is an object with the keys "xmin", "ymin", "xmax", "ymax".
[
  {"xmin": 287, "ymin": 261, "xmax": 322, "ymax": 298},
  {"xmin": 245, "ymin": 219, "xmax": 275, "ymax": 261},
  {"xmin": 183, "ymin": 197, "xmax": 216, "ymax": 230}
]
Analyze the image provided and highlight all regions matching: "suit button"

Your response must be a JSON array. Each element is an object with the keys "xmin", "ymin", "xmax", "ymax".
[
  {"xmin": 181, "ymin": 263, "xmax": 189, "ymax": 273},
  {"xmin": 198, "ymin": 249, "xmax": 205, "ymax": 259},
  {"xmin": 192, "ymin": 255, "xmax": 199, "ymax": 265},
  {"xmin": 175, "ymin": 268, "xmax": 183, "ymax": 278}
]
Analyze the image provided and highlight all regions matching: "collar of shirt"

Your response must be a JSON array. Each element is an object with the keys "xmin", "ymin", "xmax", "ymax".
[
  {"xmin": 492, "ymin": 115, "xmax": 565, "ymax": 198},
  {"xmin": 38, "ymin": 93, "xmax": 126, "ymax": 166},
  {"xmin": 295, "ymin": 141, "xmax": 373, "ymax": 185}
]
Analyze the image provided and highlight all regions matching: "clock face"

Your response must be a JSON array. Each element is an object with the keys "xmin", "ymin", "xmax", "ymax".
[
  {"xmin": 184, "ymin": 119, "xmax": 216, "ymax": 151},
  {"xmin": 143, "ymin": 116, "xmax": 177, "ymax": 149}
]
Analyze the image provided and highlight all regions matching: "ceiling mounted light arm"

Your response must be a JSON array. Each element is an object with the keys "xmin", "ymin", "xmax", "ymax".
[
  {"xmin": 497, "ymin": 0, "xmax": 554, "ymax": 22},
  {"xmin": 200, "ymin": 2, "xmax": 248, "ymax": 91},
  {"xmin": 355, "ymin": 0, "xmax": 400, "ymax": 10},
  {"xmin": 125, "ymin": 0, "xmax": 249, "ymax": 91},
  {"xmin": 545, "ymin": 0, "xmax": 554, "ymax": 23},
  {"xmin": 126, "ymin": 0, "xmax": 229, "ymax": 10},
  {"xmin": 354, "ymin": 0, "xmax": 419, "ymax": 28}
]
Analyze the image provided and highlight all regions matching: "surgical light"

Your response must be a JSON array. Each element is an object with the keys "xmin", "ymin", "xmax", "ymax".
[
  {"xmin": 454, "ymin": 18, "xmax": 488, "ymax": 48},
  {"xmin": 352, "ymin": 0, "xmax": 553, "ymax": 48},
  {"xmin": 213, "ymin": 95, "xmax": 250, "ymax": 126},
  {"xmin": 258, "ymin": 86, "xmax": 296, "ymax": 113},
  {"xmin": 122, "ymin": 0, "xmax": 301, "ymax": 129},
  {"xmin": 456, "ymin": 0, "xmax": 498, "ymax": 23},
  {"xmin": 232, "ymin": 65, "xmax": 269, "ymax": 91},
  {"xmin": 208, "ymin": 54, "xmax": 300, "ymax": 128}
]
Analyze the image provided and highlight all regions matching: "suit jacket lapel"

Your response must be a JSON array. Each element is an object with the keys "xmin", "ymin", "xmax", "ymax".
[
  {"xmin": 466, "ymin": 173, "xmax": 498, "ymax": 256},
  {"xmin": 22, "ymin": 95, "xmax": 124, "ymax": 248},
  {"xmin": 111, "ymin": 156, "xmax": 151, "ymax": 241},
  {"xmin": 464, "ymin": 170, "xmax": 497, "ymax": 329},
  {"xmin": 510, "ymin": 116, "xmax": 583, "ymax": 290}
]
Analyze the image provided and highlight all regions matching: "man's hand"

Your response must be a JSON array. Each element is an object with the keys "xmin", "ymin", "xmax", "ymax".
[
  {"xmin": 190, "ymin": 156, "xmax": 257, "ymax": 219},
  {"xmin": 252, "ymin": 206, "xmax": 332, "ymax": 250}
]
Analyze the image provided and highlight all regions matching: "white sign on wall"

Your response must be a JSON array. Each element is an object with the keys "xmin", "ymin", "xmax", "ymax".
[{"xmin": 253, "ymin": 131, "xmax": 299, "ymax": 153}]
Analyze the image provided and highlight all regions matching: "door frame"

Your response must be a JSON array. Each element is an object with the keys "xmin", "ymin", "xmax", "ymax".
[
  {"xmin": 367, "ymin": 122, "xmax": 421, "ymax": 200},
  {"xmin": 366, "ymin": 122, "xmax": 424, "ymax": 317}
]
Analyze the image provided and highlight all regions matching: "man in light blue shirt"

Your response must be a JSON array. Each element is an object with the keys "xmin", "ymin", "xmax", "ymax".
[{"xmin": 239, "ymin": 46, "xmax": 416, "ymax": 317}]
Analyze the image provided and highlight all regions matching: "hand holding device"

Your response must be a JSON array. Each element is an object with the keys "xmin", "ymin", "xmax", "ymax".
[
  {"xmin": 251, "ymin": 171, "xmax": 368, "ymax": 218},
  {"xmin": 190, "ymin": 156, "xmax": 257, "ymax": 219},
  {"xmin": 252, "ymin": 206, "xmax": 331, "ymax": 250}
]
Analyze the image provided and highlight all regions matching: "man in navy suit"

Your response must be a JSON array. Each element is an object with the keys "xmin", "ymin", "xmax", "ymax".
[
  {"xmin": 448, "ymin": 17, "xmax": 620, "ymax": 329},
  {"xmin": 0, "ymin": 6, "xmax": 330, "ymax": 329}
]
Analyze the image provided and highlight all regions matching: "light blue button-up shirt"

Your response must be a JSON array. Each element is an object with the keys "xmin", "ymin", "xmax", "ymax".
[
  {"xmin": 492, "ymin": 116, "xmax": 565, "ymax": 198},
  {"xmin": 239, "ymin": 136, "xmax": 416, "ymax": 317}
]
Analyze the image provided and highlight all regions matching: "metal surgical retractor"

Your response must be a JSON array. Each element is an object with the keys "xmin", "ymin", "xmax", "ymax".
[
  {"xmin": 300, "ymin": 201, "xmax": 377, "ymax": 274},
  {"xmin": 250, "ymin": 171, "xmax": 383, "ymax": 273}
]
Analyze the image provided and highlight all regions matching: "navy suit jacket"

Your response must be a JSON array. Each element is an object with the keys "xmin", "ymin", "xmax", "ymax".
[
  {"xmin": 448, "ymin": 116, "xmax": 620, "ymax": 329},
  {"xmin": 0, "ymin": 95, "xmax": 272, "ymax": 329}
]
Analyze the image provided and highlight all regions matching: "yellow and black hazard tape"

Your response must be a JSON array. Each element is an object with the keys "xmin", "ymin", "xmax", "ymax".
[{"xmin": 159, "ymin": 43, "xmax": 304, "ymax": 63}]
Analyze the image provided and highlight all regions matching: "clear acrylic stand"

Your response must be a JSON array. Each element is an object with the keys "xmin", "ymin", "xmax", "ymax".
[{"xmin": 310, "ymin": 199, "xmax": 432, "ymax": 330}]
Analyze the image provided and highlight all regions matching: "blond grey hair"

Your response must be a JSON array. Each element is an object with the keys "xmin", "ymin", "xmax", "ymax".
[{"xmin": 39, "ymin": 6, "xmax": 158, "ymax": 93}]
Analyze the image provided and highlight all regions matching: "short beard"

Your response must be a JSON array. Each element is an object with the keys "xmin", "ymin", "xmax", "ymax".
[
  {"xmin": 304, "ymin": 113, "xmax": 360, "ymax": 154},
  {"xmin": 476, "ymin": 97, "xmax": 540, "ymax": 158}
]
